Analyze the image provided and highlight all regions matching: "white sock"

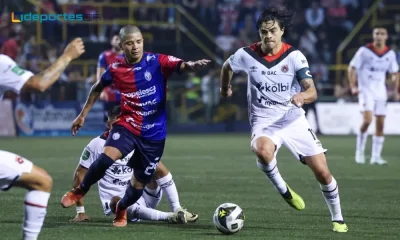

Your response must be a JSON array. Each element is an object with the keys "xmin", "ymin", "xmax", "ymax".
[
  {"xmin": 320, "ymin": 177, "xmax": 343, "ymax": 222},
  {"xmin": 23, "ymin": 190, "xmax": 51, "ymax": 240},
  {"xmin": 356, "ymin": 131, "xmax": 368, "ymax": 154},
  {"xmin": 127, "ymin": 203, "xmax": 171, "ymax": 221},
  {"xmin": 256, "ymin": 158, "xmax": 287, "ymax": 194},
  {"xmin": 156, "ymin": 173, "xmax": 181, "ymax": 212},
  {"xmin": 372, "ymin": 136, "xmax": 385, "ymax": 158},
  {"xmin": 143, "ymin": 186, "xmax": 163, "ymax": 209}
]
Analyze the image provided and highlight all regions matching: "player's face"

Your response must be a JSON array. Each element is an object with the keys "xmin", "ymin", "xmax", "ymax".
[
  {"xmin": 120, "ymin": 32, "xmax": 144, "ymax": 61},
  {"xmin": 111, "ymin": 35, "xmax": 121, "ymax": 49},
  {"xmin": 373, "ymin": 28, "xmax": 388, "ymax": 45},
  {"xmin": 259, "ymin": 21, "xmax": 284, "ymax": 50}
]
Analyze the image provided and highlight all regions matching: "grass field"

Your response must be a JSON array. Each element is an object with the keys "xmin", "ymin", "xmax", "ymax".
[{"xmin": 1, "ymin": 135, "xmax": 399, "ymax": 240}]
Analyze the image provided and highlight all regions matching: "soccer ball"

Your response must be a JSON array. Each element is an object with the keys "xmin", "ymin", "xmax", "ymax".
[{"xmin": 213, "ymin": 203, "xmax": 245, "ymax": 235}]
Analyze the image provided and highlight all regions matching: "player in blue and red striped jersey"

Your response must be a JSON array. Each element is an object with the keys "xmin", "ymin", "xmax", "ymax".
[
  {"xmin": 97, "ymin": 33, "xmax": 124, "ymax": 123},
  {"xmin": 61, "ymin": 25, "xmax": 210, "ymax": 227}
]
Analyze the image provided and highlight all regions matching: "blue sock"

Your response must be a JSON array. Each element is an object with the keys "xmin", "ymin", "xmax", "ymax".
[
  {"xmin": 80, "ymin": 153, "xmax": 114, "ymax": 192},
  {"xmin": 118, "ymin": 185, "xmax": 144, "ymax": 210}
]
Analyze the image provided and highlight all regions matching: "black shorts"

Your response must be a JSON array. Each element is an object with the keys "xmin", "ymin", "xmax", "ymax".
[{"xmin": 104, "ymin": 125, "xmax": 165, "ymax": 184}]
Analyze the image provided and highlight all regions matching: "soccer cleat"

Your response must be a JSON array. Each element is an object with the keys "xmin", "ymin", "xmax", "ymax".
[
  {"xmin": 355, "ymin": 152, "xmax": 365, "ymax": 164},
  {"xmin": 332, "ymin": 221, "xmax": 348, "ymax": 233},
  {"xmin": 370, "ymin": 157, "xmax": 388, "ymax": 165},
  {"xmin": 61, "ymin": 188, "xmax": 86, "ymax": 208},
  {"xmin": 281, "ymin": 183, "xmax": 305, "ymax": 211},
  {"xmin": 167, "ymin": 210, "xmax": 186, "ymax": 224},
  {"xmin": 113, "ymin": 201, "xmax": 127, "ymax": 227},
  {"xmin": 175, "ymin": 207, "xmax": 199, "ymax": 222}
]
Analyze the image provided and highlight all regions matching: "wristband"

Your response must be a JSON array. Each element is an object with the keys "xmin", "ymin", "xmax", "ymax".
[{"xmin": 76, "ymin": 206, "xmax": 85, "ymax": 214}]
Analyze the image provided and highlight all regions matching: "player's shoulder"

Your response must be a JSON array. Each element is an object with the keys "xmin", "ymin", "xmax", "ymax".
[
  {"xmin": 0, "ymin": 54, "xmax": 16, "ymax": 65},
  {"xmin": 86, "ymin": 134, "xmax": 107, "ymax": 152}
]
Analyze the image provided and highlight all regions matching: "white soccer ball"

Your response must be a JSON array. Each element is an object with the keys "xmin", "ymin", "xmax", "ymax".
[{"xmin": 213, "ymin": 203, "xmax": 245, "ymax": 235}]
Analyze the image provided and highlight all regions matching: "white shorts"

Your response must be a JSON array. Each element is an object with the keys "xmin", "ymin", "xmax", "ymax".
[
  {"xmin": 359, "ymin": 93, "xmax": 387, "ymax": 116},
  {"xmin": 250, "ymin": 114, "xmax": 327, "ymax": 162},
  {"xmin": 0, "ymin": 150, "xmax": 33, "ymax": 191}
]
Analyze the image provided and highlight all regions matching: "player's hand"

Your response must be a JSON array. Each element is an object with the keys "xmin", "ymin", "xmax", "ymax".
[
  {"xmin": 63, "ymin": 38, "xmax": 85, "ymax": 61},
  {"xmin": 70, "ymin": 213, "xmax": 90, "ymax": 222},
  {"xmin": 350, "ymin": 86, "xmax": 359, "ymax": 95},
  {"xmin": 291, "ymin": 93, "xmax": 305, "ymax": 107},
  {"xmin": 186, "ymin": 59, "xmax": 211, "ymax": 71},
  {"xmin": 71, "ymin": 115, "xmax": 85, "ymax": 136},
  {"xmin": 220, "ymin": 85, "xmax": 232, "ymax": 97}
]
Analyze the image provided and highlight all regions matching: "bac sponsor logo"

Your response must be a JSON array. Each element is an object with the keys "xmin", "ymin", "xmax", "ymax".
[
  {"xmin": 121, "ymin": 86, "xmax": 156, "ymax": 99},
  {"xmin": 125, "ymin": 99, "xmax": 158, "ymax": 107},
  {"xmin": 134, "ymin": 109, "xmax": 157, "ymax": 117}
]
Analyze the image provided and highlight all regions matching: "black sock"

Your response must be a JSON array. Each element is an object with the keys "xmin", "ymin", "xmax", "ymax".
[
  {"xmin": 118, "ymin": 185, "xmax": 144, "ymax": 210},
  {"xmin": 80, "ymin": 153, "xmax": 114, "ymax": 192}
]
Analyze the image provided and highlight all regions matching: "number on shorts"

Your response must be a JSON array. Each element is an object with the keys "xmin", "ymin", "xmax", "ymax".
[
  {"xmin": 144, "ymin": 162, "xmax": 158, "ymax": 176},
  {"xmin": 308, "ymin": 128, "xmax": 317, "ymax": 140},
  {"xmin": 15, "ymin": 156, "xmax": 24, "ymax": 164}
]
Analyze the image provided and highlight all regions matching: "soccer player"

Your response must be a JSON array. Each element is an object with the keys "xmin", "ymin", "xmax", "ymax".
[
  {"xmin": 70, "ymin": 106, "xmax": 198, "ymax": 223},
  {"xmin": 97, "ymin": 33, "xmax": 124, "ymax": 123},
  {"xmin": 61, "ymin": 25, "xmax": 210, "ymax": 227},
  {"xmin": 348, "ymin": 26, "xmax": 399, "ymax": 165},
  {"xmin": 219, "ymin": 6, "xmax": 348, "ymax": 233},
  {"xmin": 0, "ymin": 38, "xmax": 85, "ymax": 239}
]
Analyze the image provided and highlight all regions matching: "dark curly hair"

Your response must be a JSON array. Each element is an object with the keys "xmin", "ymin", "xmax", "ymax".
[{"xmin": 256, "ymin": 5, "xmax": 295, "ymax": 37}]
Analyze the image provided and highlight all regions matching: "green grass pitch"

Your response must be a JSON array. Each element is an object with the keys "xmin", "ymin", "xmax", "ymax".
[{"xmin": 0, "ymin": 135, "xmax": 399, "ymax": 240}]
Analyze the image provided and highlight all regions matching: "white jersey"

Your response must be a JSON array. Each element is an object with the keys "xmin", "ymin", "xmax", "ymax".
[
  {"xmin": 229, "ymin": 42, "xmax": 311, "ymax": 127},
  {"xmin": 0, "ymin": 54, "xmax": 34, "ymax": 100},
  {"xmin": 79, "ymin": 133, "xmax": 133, "ymax": 198},
  {"xmin": 349, "ymin": 44, "xmax": 399, "ymax": 100}
]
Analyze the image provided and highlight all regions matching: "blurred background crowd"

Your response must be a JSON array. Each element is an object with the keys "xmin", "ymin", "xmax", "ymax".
[{"xmin": 1, "ymin": 0, "xmax": 399, "ymax": 126}]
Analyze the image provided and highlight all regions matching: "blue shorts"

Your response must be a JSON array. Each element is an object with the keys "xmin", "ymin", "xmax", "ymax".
[{"xmin": 105, "ymin": 125, "xmax": 165, "ymax": 184}]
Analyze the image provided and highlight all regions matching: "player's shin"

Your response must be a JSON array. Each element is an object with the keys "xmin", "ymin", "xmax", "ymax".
[
  {"xmin": 118, "ymin": 184, "xmax": 144, "ymax": 211},
  {"xmin": 23, "ymin": 190, "xmax": 51, "ymax": 240},
  {"xmin": 320, "ymin": 176, "xmax": 344, "ymax": 222},
  {"xmin": 129, "ymin": 203, "xmax": 171, "ymax": 221},
  {"xmin": 256, "ymin": 158, "xmax": 287, "ymax": 194},
  {"xmin": 143, "ymin": 185, "xmax": 162, "ymax": 209},
  {"xmin": 80, "ymin": 153, "xmax": 115, "ymax": 192},
  {"xmin": 156, "ymin": 172, "xmax": 181, "ymax": 212},
  {"xmin": 371, "ymin": 135, "xmax": 385, "ymax": 159},
  {"xmin": 356, "ymin": 130, "xmax": 368, "ymax": 154}
]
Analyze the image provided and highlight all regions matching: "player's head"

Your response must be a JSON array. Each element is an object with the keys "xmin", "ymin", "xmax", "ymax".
[
  {"xmin": 256, "ymin": 5, "xmax": 294, "ymax": 50},
  {"xmin": 119, "ymin": 25, "xmax": 143, "ymax": 62},
  {"xmin": 106, "ymin": 105, "xmax": 121, "ymax": 129},
  {"xmin": 110, "ymin": 32, "xmax": 121, "ymax": 51},
  {"xmin": 372, "ymin": 26, "xmax": 388, "ymax": 45}
]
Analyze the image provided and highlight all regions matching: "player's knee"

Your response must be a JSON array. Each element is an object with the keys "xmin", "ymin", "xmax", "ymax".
[
  {"xmin": 32, "ymin": 170, "xmax": 53, "ymax": 192},
  {"xmin": 154, "ymin": 161, "xmax": 168, "ymax": 179},
  {"xmin": 103, "ymin": 146, "xmax": 122, "ymax": 160},
  {"xmin": 362, "ymin": 113, "xmax": 373, "ymax": 125},
  {"xmin": 253, "ymin": 145, "xmax": 275, "ymax": 164}
]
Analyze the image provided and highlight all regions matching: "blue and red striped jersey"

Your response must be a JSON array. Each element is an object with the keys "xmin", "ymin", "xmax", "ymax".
[
  {"xmin": 100, "ymin": 52, "xmax": 183, "ymax": 140},
  {"xmin": 98, "ymin": 50, "xmax": 124, "ymax": 102}
]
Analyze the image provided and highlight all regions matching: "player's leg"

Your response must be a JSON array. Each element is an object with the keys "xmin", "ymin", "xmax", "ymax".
[
  {"xmin": 113, "ymin": 138, "xmax": 165, "ymax": 227},
  {"xmin": 142, "ymin": 177, "xmax": 162, "ymax": 209},
  {"xmin": 355, "ymin": 94, "xmax": 373, "ymax": 164},
  {"xmin": 280, "ymin": 116, "xmax": 347, "ymax": 232},
  {"xmin": 251, "ymin": 128, "xmax": 305, "ymax": 211},
  {"xmin": 110, "ymin": 196, "xmax": 181, "ymax": 223},
  {"xmin": 154, "ymin": 161, "xmax": 199, "ymax": 222},
  {"xmin": 61, "ymin": 126, "xmax": 134, "ymax": 208},
  {"xmin": 70, "ymin": 164, "xmax": 89, "ymax": 222},
  {"xmin": 370, "ymin": 101, "xmax": 387, "ymax": 165},
  {"xmin": 0, "ymin": 150, "xmax": 53, "ymax": 240}
]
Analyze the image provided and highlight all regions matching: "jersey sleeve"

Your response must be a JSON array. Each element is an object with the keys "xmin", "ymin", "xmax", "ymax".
[
  {"xmin": 158, "ymin": 54, "xmax": 184, "ymax": 79},
  {"xmin": 79, "ymin": 138, "xmax": 103, "ymax": 169},
  {"xmin": 228, "ymin": 49, "xmax": 245, "ymax": 73},
  {"xmin": 388, "ymin": 52, "xmax": 399, "ymax": 73},
  {"xmin": 100, "ymin": 65, "xmax": 113, "ymax": 87},
  {"xmin": 293, "ymin": 51, "xmax": 313, "ymax": 82},
  {"xmin": 97, "ymin": 52, "xmax": 107, "ymax": 68},
  {"xmin": 0, "ymin": 54, "xmax": 34, "ymax": 94},
  {"xmin": 349, "ymin": 47, "xmax": 364, "ymax": 69}
]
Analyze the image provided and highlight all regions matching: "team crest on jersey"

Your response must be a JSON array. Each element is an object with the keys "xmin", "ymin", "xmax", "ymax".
[
  {"xmin": 281, "ymin": 65, "xmax": 289, "ymax": 73},
  {"xmin": 145, "ymin": 71, "xmax": 152, "ymax": 81},
  {"xmin": 146, "ymin": 55, "xmax": 156, "ymax": 61},
  {"xmin": 112, "ymin": 132, "xmax": 120, "ymax": 140}
]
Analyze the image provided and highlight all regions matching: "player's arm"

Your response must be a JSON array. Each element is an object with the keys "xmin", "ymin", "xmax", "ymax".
[
  {"xmin": 23, "ymin": 38, "xmax": 85, "ymax": 92},
  {"xmin": 220, "ymin": 59, "xmax": 234, "ymax": 96},
  {"xmin": 158, "ymin": 54, "xmax": 210, "ymax": 79},
  {"xmin": 298, "ymin": 78, "xmax": 317, "ymax": 104},
  {"xmin": 348, "ymin": 48, "xmax": 364, "ymax": 94},
  {"xmin": 293, "ymin": 51, "xmax": 317, "ymax": 106},
  {"xmin": 96, "ymin": 53, "xmax": 108, "ymax": 100}
]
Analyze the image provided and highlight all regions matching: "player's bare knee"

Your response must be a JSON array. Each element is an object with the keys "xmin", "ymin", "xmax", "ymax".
[
  {"xmin": 314, "ymin": 169, "xmax": 332, "ymax": 185},
  {"xmin": 31, "ymin": 170, "xmax": 53, "ymax": 192},
  {"xmin": 253, "ymin": 145, "xmax": 275, "ymax": 164},
  {"xmin": 362, "ymin": 112, "xmax": 373, "ymax": 125},
  {"xmin": 154, "ymin": 161, "xmax": 168, "ymax": 179},
  {"xmin": 147, "ymin": 178, "xmax": 158, "ymax": 190}
]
